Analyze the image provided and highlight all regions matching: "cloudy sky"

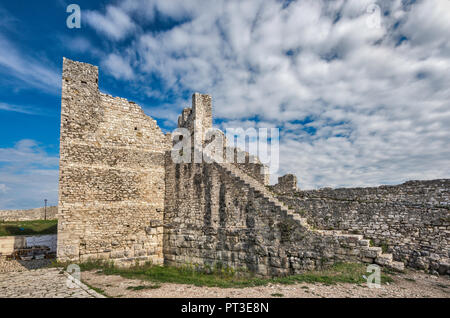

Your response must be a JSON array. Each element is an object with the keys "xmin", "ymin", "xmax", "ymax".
[{"xmin": 0, "ymin": 0, "xmax": 449, "ymax": 209}]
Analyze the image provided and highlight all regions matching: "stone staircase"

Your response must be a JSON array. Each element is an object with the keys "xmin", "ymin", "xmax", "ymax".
[{"xmin": 208, "ymin": 154, "xmax": 405, "ymax": 272}]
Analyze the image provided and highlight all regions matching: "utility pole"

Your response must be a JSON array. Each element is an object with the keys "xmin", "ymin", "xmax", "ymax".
[{"xmin": 44, "ymin": 199, "xmax": 48, "ymax": 221}]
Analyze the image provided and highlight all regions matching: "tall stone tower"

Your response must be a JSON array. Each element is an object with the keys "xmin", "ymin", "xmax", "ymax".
[
  {"xmin": 192, "ymin": 93, "xmax": 212, "ymax": 146},
  {"xmin": 57, "ymin": 58, "xmax": 170, "ymax": 264}
]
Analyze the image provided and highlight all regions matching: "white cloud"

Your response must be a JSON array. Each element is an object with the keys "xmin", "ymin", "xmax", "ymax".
[
  {"xmin": 0, "ymin": 34, "xmax": 60, "ymax": 94},
  {"xmin": 0, "ymin": 184, "xmax": 7, "ymax": 193},
  {"xmin": 86, "ymin": 0, "xmax": 450, "ymax": 188},
  {"xmin": 120, "ymin": 0, "xmax": 204, "ymax": 22},
  {"xmin": 85, "ymin": 5, "xmax": 136, "ymax": 41},
  {"xmin": 0, "ymin": 140, "xmax": 59, "ymax": 209},
  {"xmin": 0, "ymin": 139, "xmax": 58, "ymax": 167},
  {"xmin": 0, "ymin": 102, "xmax": 52, "ymax": 116},
  {"xmin": 0, "ymin": 102, "xmax": 37, "ymax": 115},
  {"xmin": 102, "ymin": 53, "xmax": 134, "ymax": 80},
  {"xmin": 59, "ymin": 35, "xmax": 102, "ymax": 57}
]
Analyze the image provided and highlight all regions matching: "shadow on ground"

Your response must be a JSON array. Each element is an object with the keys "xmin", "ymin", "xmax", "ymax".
[{"xmin": 15, "ymin": 259, "xmax": 54, "ymax": 270}]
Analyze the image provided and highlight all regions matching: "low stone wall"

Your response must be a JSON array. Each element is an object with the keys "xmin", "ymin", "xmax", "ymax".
[
  {"xmin": 0, "ymin": 234, "xmax": 57, "ymax": 256},
  {"xmin": 0, "ymin": 207, "xmax": 58, "ymax": 222},
  {"xmin": 0, "ymin": 236, "xmax": 25, "ymax": 256},
  {"xmin": 272, "ymin": 179, "xmax": 450, "ymax": 274}
]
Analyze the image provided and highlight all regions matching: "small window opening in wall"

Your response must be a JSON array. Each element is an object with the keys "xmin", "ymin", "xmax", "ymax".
[
  {"xmin": 81, "ymin": 80, "xmax": 87, "ymax": 84},
  {"xmin": 135, "ymin": 127, "xmax": 138, "ymax": 131},
  {"xmin": 179, "ymin": 135, "xmax": 184, "ymax": 141}
]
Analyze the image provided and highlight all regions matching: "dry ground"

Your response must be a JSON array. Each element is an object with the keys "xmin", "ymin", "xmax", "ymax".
[
  {"xmin": 81, "ymin": 268, "xmax": 450, "ymax": 298},
  {"xmin": 1, "ymin": 258, "xmax": 448, "ymax": 298}
]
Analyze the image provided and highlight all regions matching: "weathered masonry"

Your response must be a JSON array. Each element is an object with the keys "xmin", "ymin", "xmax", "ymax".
[
  {"xmin": 272, "ymin": 179, "xmax": 450, "ymax": 274},
  {"xmin": 57, "ymin": 58, "xmax": 449, "ymax": 276},
  {"xmin": 57, "ymin": 58, "xmax": 169, "ymax": 264}
]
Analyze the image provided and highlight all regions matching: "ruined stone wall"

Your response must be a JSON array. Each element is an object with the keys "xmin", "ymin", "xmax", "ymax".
[
  {"xmin": 176, "ymin": 94, "xmax": 269, "ymax": 185},
  {"xmin": 229, "ymin": 149, "xmax": 269, "ymax": 186},
  {"xmin": 57, "ymin": 59, "xmax": 448, "ymax": 275},
  {"xmin": 272, "ymin": 174, "xmax": 298, "ymax": 193},
  {"xmin": 273, "ymin": 179, "xmax": 450, "ymax": 274},
  {"xmin": 0, "ymin": 207, "xmax": 58, "ymax": 222},
  {"xmin": 163, "ymin": 159, "xmax": 387, "ymax": 276},
  {"xmin": 57, "ymin": 58, "xmax": 170, "ymax": 264},
  {"xmin": 163, "ymin": 98, "xmax": 384, "ymax": 276}
]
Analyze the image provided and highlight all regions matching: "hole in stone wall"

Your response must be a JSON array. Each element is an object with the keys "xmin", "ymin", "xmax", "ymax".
[{"xmin": 134, "ymin": 127, "xmax": 138, "ymax": 131}]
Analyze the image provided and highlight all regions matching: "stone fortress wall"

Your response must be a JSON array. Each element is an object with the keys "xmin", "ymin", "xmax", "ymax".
[
  {"xmin": 56, "ymin": 58, "xmax": 449, "ymax": 276},
  {"xmin": 57, "ymin": 58, "xmax": 170, "ymax": 264},
  {"xmin": 272, "ymin": 179, "xmax": 450, "ymax": 275},
  {"xmin": 0, "ymin": 206, "xmax": 58, "ymax": 222},
  {"xmin": 163, "ymin": 94, "xmax": 407, "ymax": 276}
]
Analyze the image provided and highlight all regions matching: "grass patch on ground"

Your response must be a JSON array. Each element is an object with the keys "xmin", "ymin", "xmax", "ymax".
[
  {"xmin": 0, "ymin": 220, "xmax": 57, "ymax": 236},
  {"xmin": 81, "ymin": 280, "xmax": 110, "ymax": 297},
  {"xmin": 126, "ymin": 284, "xmax": 161, "ymax": 291},
  {"xmin": 64, "ymin": 260, "xmax": 393, "ymax": 289}
]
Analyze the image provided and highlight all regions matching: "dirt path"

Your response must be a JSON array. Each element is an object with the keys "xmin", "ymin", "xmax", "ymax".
[{"xmin": 81, "ymin": 269, "xmax": 450, "ymax": 298}]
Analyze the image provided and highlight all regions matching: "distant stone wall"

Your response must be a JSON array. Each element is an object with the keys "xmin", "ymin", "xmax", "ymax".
[
  {"xmin": 57, "ymin": 58, "xmax": 170, "ymax": 264},
  {"xmin": 273, "ymin": 179, "xmax": 450, "ymax": 274},
  {"xmin": 0, "ymin": 207, "xmax": 58, "ymax": 222}
]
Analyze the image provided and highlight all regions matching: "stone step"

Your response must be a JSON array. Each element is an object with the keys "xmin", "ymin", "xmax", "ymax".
[
  {"xmin": 215, "ymin": 157, "xmax": 408, "ymax": 272},
  {"xmin": 362, "ymin": 246, "xmax": 383, "ymax": 258},
  {"xmin": 375, "ymin": 253, "xmax": 393, "ymax": 266},
  {"xmin": 338, "ymin": 234, "xmax": 364, "ymax": 240},
  {"xmin": 291, "ymin": 214, "xmax": 309, "ymax": 227},
  {"xmin": 358, "ymin": 239, "xmax": 370, "ymax": 247},
  {"xmin": 388, "ymin": 261, "xmax": 405, "ymax": 272}
]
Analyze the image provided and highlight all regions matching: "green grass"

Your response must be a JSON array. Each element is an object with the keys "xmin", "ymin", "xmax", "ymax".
[
  {"xmin": 81, "ymin": 280, "xmax": 110, "ymax": 297},
  {"xmin": 126, "ymin": 284, "xmax": 161, "ymax": 291},
  {"xmin": 0, "ymin": 219, "xmax": 58, "ymax": 236},
  {"xmin": 380, "ymin": 243, "xmax": 389, "ymax": 253},
  {"xmin": 63, "ymin": 260, "xmax": 394, "ymax": 289},
  {"xmin": 271, "ymin": 293, "xmax": 284, "ymax": 297}
]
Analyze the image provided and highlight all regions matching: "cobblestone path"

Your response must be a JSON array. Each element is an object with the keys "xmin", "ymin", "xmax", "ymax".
[{"xmin": 0, "ymin": 267, "xmax": 105, "ymax": 298}]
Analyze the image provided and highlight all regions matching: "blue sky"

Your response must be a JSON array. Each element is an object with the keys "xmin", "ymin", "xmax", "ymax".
[{"xmin": 0, "ymin": 0, "xmax": 449, "ymax": 209}]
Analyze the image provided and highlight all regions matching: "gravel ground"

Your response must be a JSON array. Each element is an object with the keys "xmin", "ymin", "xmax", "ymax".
[
  {"xmin": 1, "ymin": 258, "xmax": 448, "ymax": 298},
  {"xmin": 81, "ymin": 269, "xmax": 450, "ymax": 298}
]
